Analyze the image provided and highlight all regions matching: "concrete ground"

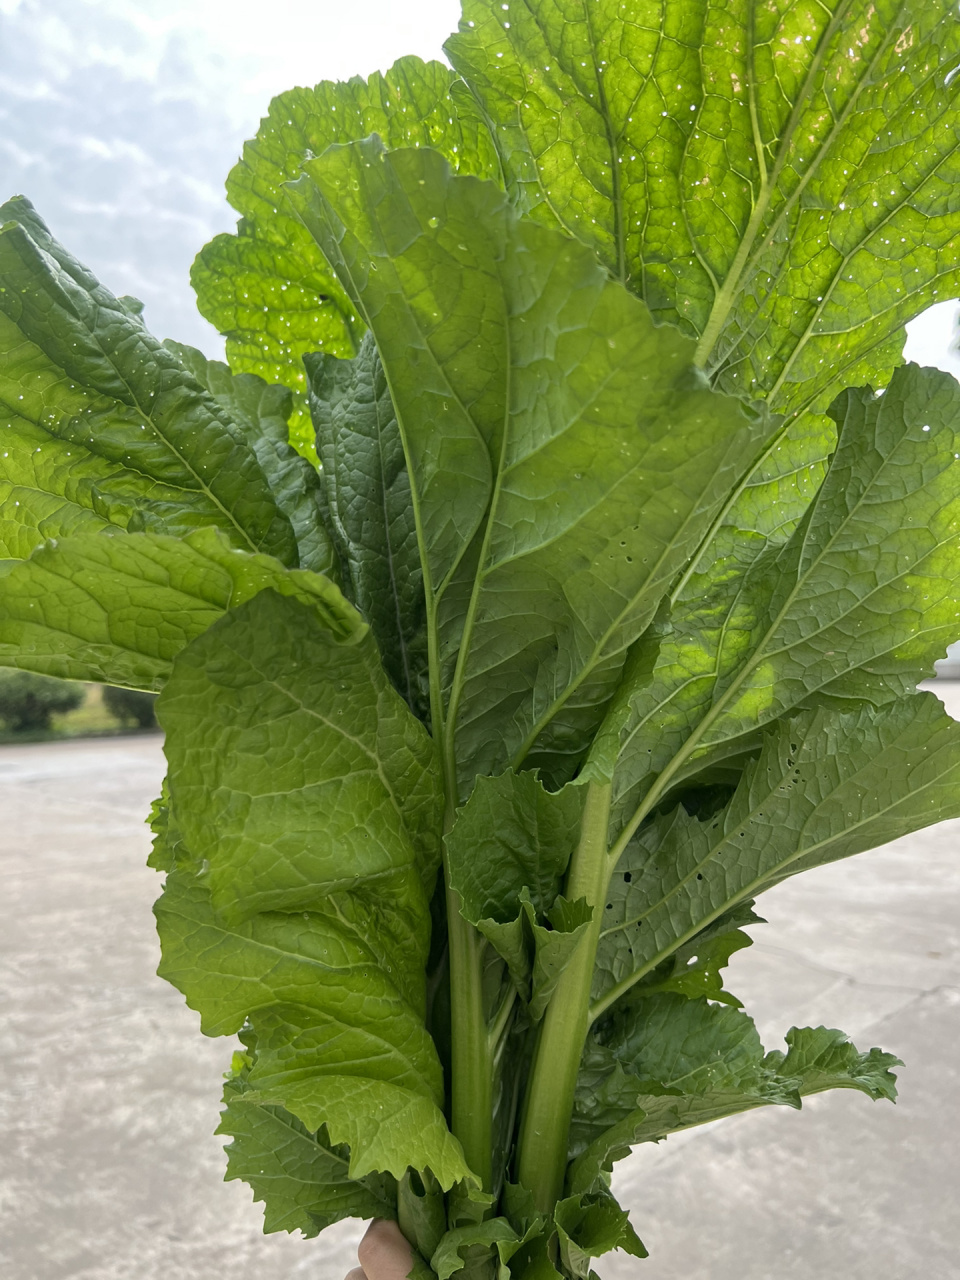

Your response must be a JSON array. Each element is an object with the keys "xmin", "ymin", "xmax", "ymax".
[{"xmin": 1, "ymin": 687, "xmax": 958, "ymax": 1280}]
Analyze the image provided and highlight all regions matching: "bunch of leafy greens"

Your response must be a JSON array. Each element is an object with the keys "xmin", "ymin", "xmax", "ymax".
[{"xmin": 3, "ymin": 1, "xmax": 960, "ymax": 1274}]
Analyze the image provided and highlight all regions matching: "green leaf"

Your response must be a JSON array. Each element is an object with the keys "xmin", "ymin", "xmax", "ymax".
[
  {"xmin": 447, "ymin": 0, "xmax": 960, "ymax": 417},
  {"xmin": 191, "ymin": 57, "xmax": 499, "ymax": 454},
  {"xmin": 554, "ymin": 1189, "xmax": 647, "ymax": 1278},
  {"xmin": 768, "ymin": 1026, "xmax": 901, "ymax": 1102},
  {"xmin": 0, "ymin": 198, "xmax": 296, "ymax": 563},
  {"xmin": 594, "ymin": 694, "xmax": 960, "ymax": 1017},
  {"xmin": 0, "ymin": 527, "xmax": 345, "ymax": 688},
  {"xmin": 158, "ymin": 587, "xmax": 442, "ymax": 918},
  {"xmin": 154, "ymin": 589, "xmax": 469, "ymax": 1189},
  {"xmin": 431, "ymin": 1218, "xmax": 520, "ymax": 1280},
  {"xmin": 526, "ymin": 896, "xmax": 594, "ymax": 1023},
  {"xmin": 164, "ymin": 340, "xmax": 336, "ymax": 575},
  {"xmin": 399, "ymin": 1168, "xmax": 448, "ymax": 1266},
  {"xmin": 218, "ymin": 1072, "xmax": 397, "ymax": 1236},
  {"xmin": 604, "ymin": 362, "xmax": 960, "ymax": 842},
  {"xmin": 569, "ymin": 995, "xmax": 899, "ymax": 1194},
  {"xmin": 306, "ymin": 333, "xmax": 427, "ymax": 713},
  {"xmin": 447, "ymin": 772, "xmax": 585, "ymax": 924},
  {"xmin": 446, "ymin": 773, "xmax": 591, "ymax": 1015},
  {"xmin": 289, "ymin": 138, "xmax": 773, "ymax": 790},
  {"xmin": 626, "ymin": 915, "xmax": 758, "ymax": 1009}
]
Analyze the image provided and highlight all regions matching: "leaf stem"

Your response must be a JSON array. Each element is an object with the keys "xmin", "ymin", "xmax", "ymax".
[
  {"xmin": 444, "ymin": 879, "xmax": 494, "ymax": 1190},
  {"xmin": 515, "ymin": 781, "xmax": 613, "ymax": 1212}
]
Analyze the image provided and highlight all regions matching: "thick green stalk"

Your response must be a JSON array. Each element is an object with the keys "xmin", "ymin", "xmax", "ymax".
[
  {"xmin": 515, "ymin": 781, "xmax": 613, "ymax": 1212},
  {"xmin": 445, "ymin": 878, "xmax": 494, "ymax": 1190}
]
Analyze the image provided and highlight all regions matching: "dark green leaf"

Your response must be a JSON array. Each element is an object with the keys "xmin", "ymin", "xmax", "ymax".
[
  {"xmin": 768, "ymin": 1026, "xmax": 901, "ymax": 1102},
  {"xmin": 289, "ymin": 139, "xmax": 773, "ymax": 790},
  {"xmin": 570, "ymin": 995, "xmax": 899, "ymax": 1194},
  {"xmin": 594, "ymin": 694, "xmax": 960, "ymax": 1016},
  {"xmin": 446, "ymin": 773, "xmax": 591, "ymax": 1016},
  {"xmin": 554, "ymin": 1189, "xmax": 647, "ymax": 1278},
  {"xmin": 431, "ymin": 1218, "xmax": 520, "ymax": 1280},
  {"xmin": 306, "ymin": 333, "xmax": 427, "ymax": 713},
  {"xmin": 447, "ymin": 772, "xmax": 585, "ymax": 923},
  {"xmin": 165, "ymin": 340, "xmax": 336, "ymax": 574}
]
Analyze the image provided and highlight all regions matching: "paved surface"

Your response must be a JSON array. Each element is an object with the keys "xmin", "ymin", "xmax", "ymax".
[{"xmin": 1, "ymin": 687, "xmax": 958, "ymax": 1279}]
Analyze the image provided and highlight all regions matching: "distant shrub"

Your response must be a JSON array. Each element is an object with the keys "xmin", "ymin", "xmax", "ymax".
[
  {"xmin": 103, "ymin": 685, "xmax": 158, "ymax": 729},
  {"xmin": 0, "ymin": 670, "xmax": 85, "ymax": 731}
]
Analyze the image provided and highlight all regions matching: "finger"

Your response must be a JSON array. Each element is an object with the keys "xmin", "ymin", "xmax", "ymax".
[
  {"xmin": 345, "ymin": 1269, "xmax": 367, "ymax": 1280},
  {"xmin": 357, "ymin": 1219, "xmax": 415, "ymax": 1280}
]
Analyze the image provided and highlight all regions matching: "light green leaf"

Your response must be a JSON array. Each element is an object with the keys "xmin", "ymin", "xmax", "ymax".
[
  {"xmin": 289, "ymin": 139, "xmax": 773, "ymax": 789},
  {"xmin": 158, "ymin": 587, "xmax": 442, "ymax": 917},
  {"xmin": 594, "ymin": 694, "xmax": 960, "ymax": 1017},
  {"xmin": 154, "ymin": 590, "xmax": 468, "ymax": 1189},
  {"xmin": 306, "ymin": 333, "xmax": 427, "ymax": 714},
  {"xmin": 165, "ymin": 340, "xmax": 336, "ymax": 575},
  {"xmin": 604, "ymin": 362, "xmax": 960, "ymax": 843},
  {"xmin": 0, "ymin": 527, "xmax": 346, "ymax": 688},
  {"xmin": 219, "ymin": 1072, "xmax": 397, "ymax": 1236},
  {"xmin": 447, "ymin": 0, "xmax": 960, "ymax": 417},
  {"xmin": 0, "ymin": 198, "xmax": 296, "ymax": 563},
  {"xmin": 191, "ymin": 57, "xmax": 499, "ymax": 453}
]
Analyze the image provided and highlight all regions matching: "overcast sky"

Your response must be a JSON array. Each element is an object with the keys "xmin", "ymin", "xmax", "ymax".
[{"xmin": 1, "ymin": 0, "xmax": 958, "ymax": 375}]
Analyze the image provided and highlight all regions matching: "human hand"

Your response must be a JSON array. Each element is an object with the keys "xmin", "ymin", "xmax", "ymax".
[{"xmin": 344, "ymin": 1219, "xmax": 415, "ymax": 1280}]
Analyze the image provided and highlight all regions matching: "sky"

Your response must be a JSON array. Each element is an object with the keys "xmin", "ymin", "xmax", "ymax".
[
  {"xmin": 0, "ymin": 0, "xmax": 958, "ymax": 375},
  {"xmin": 0, "ymin": 0, "xmax": 463, "ymax": 349}
]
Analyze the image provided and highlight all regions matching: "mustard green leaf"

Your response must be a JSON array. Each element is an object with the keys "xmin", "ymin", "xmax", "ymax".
[
  {"xmin": 191, "ymin": 57, "xmax": 499, "ymax": 452},
  {"xmin": 595, "ymin": 694, "xmax": 960, "ymax": 1017},
  {"xmin": 553, "ymin": 1189, "xmax": 647, "ymax": 1278},
  {"xmin": 219, "ymin": 1074, "xmax": 397, "ymax": 1237},
  {"xmin": 290, "ymin": 139, "xmax": 773, "ymax": 790},
  {"xmin": 604, "ymin": 362, "xmax": 960, "ymax": 841},
  {"xmin": 306, "ymin": 333, "xmax": 428, "ymax": 714},
  {"xmin": 447, "ymin": 0, "xmax": 960, "ymax": 417},
  {"xmin": 431, "ymin": 1217, "xmax": 521, "ymax": 1280},
  {"xmin": 527, "ymin": 896, "xmax": 594, "ymax": 1023},
  {"xmin": 158, "ymin": 588, "xmax": 443, "ymax": 918},
  {"xmin": 154, "ymin": 589, "xmax": 469, "ymax": 1188},
  {"xmin": 0, "ymin": 198, "xmax": 297, "ymax": 563},
  {"xmin": 569, "ymin": 995, "xmax": 898, "ymax": 1194},
  {"xmin": 164, "ymin": 340, "xmax": 336, "ymax": 575},
  {"xmin": 624, "ymin": 916, "xmax": 757, "ymax": 1009},
  {"xmin": 447, "ymin": 773, "xmax": 590, "ymax": 1014},
  {"xmin": 766, "ymin": 1026, "xmax": 901, "ymax": 1102},
  {"xmin": 157, "ymin": 871, "xmax": 469, "ymax": 1187},
  {"xmin": 0, "ymin": 527, "xmax": 348, "ymax": 688},
  {"xmin": 447, "ymin": 772, "xmax": 585, "ymax": 924}
]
